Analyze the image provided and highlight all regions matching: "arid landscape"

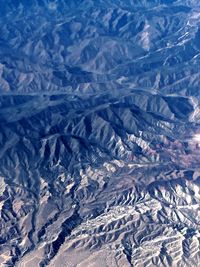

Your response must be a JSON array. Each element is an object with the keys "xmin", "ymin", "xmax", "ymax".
[{"xmin": 1, "ymin": 1, "xmax": 200, "ymax": 266}]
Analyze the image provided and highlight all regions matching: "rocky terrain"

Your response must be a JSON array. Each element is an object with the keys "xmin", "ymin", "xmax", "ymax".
[{"xmin": 1, "ymin": 0, "xmax": 200, "ymax": 266}]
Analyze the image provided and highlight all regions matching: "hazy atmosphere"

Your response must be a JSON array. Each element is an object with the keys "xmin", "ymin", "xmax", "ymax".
[{"xmin": 0, "ymin": 1, "xmax": 200, "ymax": 266}]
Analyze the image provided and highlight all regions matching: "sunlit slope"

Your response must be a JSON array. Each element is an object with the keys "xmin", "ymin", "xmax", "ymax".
[{"xmin": 0, "ymin": 0, "xmax": 200, "ymax": 266}]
